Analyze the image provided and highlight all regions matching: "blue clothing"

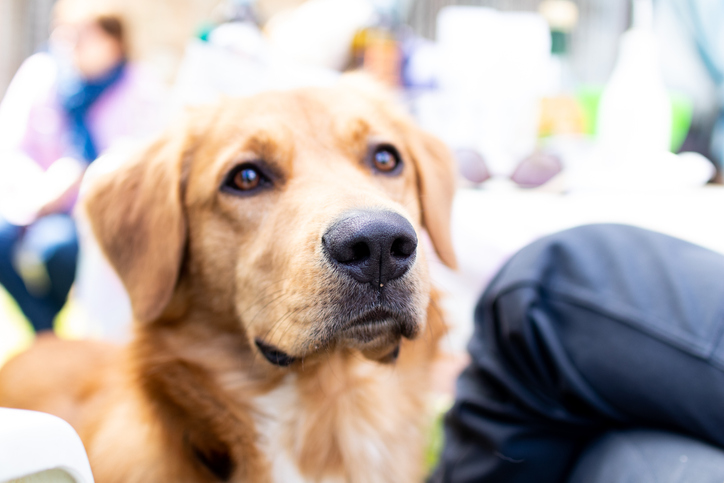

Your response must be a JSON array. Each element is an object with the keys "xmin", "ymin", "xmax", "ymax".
[
  {"xmin": 57, "ymin": 60, "xmax": 127, "ymax": 162},
  {"xmin": 431, "ymin": 224, "xmax": 724, "ymax": 482},
  {"xmin": 0, "ymin": 215, "xmax": 78, "ymax": 332},
  {"xmin": 569, "ymin": 429, "xmax": 724, "ymax": 482}
]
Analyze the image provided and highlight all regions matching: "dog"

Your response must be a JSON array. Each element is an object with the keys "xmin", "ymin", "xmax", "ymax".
[{"xmin": 0, "ymin": 77, "xmax": 457, "ymax": 483}]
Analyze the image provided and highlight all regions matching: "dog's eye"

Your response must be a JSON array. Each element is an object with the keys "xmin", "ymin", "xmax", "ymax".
[
  {"xmin": 234, "ymin": 167, "xmax": 261, "ymax": 190},
  {"xmin": 371, "ymin": 145, "xmax": 402, "ymax": 174},
  {"xmin": 222, "ymin": 163, "xmax": 270, "ymax": 194}
]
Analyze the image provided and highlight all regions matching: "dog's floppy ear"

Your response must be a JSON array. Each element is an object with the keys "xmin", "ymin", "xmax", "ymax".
[
  {"xmin": 406, "ymin": 126, "xmax": 458, "ymax": 269},
  {"xmin": 83, "ymin": 128, "xmax": 189, "ymax": 323}
]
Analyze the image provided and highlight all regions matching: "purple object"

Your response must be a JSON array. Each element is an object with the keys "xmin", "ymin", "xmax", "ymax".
[
  {"xmin": 510, "ymin": 152, "xmax": 563, "ymax": 188},
  {"xmin": 455, "ymin": 148, "xmax": 491, "ymax": 184}
]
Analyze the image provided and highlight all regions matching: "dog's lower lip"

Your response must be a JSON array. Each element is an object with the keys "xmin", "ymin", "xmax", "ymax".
[
  {"xmin": 339, "ymin": 309, "xmax": 403, "ymax": 341},
  {"xmin": 341, "ymin": 319, "xmax": 393, "ymax": 336},
  {"xmin": 341, "ymin": 323, "xmax": 394, "ymax": 344},
  {"xmin": 344, "ymin": 308, "xmax": 397, "ymax": 329}
]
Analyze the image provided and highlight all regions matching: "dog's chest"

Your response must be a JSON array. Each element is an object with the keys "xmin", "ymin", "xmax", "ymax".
[
  {"xmin": 252, "ymin": 376, "xmax": 339, "ymax": 483},
  {"xmin": 251, "ymin": 372, "xmax": 394, "ymax": 483}
]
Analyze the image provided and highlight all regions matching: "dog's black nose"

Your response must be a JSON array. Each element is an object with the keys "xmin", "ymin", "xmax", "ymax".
[{"xmin": 322, "ymin": 210, "xmax": 418, "ymax": 286}]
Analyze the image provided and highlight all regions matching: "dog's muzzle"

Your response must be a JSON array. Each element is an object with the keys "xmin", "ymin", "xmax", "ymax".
[{"xmin": 255, "ymin": 210, "xmax": 421, "ymax": 367}]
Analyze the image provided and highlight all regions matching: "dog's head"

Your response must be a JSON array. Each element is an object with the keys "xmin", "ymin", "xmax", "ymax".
[{"xmin": 85, "ymin": 78, "xmax": 456, "ymax": 366}]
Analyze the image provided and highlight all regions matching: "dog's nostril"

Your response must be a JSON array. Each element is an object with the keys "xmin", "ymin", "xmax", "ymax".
[
  {"xmin": 391, "ymin": 237, "xmax": 416, "ymax": 258},
  {"xmin": 350, "ymin": 242, "xmax": 371, "ymax": 262}
]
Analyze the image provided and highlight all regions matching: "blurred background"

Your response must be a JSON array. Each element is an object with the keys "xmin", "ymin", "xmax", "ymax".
[
  {"xmin": 1, "ymin": 0, "xmax": 632, "ymax": 94},
  {"xmin": 1, "ymin": 0, "xmax": 723, "ymax": 368}
]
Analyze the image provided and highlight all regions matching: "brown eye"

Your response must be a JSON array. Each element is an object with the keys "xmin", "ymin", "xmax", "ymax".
[
  {"xmin": 372, "ymin": 145, "xmax": 401, "ymax": 174},
  {"xmin": 233, "ymin": 167, "xmax": 260, "ymax": 190},
  {"xmin": 222, "ymin": 163, "xmax": 271, "ymax": 195}
]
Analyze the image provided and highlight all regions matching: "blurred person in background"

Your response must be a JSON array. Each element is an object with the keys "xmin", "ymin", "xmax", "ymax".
[{"xmin": 0, "ymin": 0, "xmax": 166, "ymax": 333}]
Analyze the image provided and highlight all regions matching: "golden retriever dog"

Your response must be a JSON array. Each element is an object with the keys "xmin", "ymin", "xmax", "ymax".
[{"xmin": 0, "ymin": 77, "xmax": 457, "ymax": 483}]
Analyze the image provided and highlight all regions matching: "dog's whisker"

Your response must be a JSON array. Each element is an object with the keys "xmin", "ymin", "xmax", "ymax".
[
  {"xmin": 266, "ymin": 309, "xmax": 302, "ymax": 346},
  {"xmin": 259, "ymin": 303, "xmax": 314, "ymax": 347},
  {"xmin": 260, "ymin": 305, "xmax": 302, "ymax": 341},
  {"xmin": 239, "ymin": 277, "xmax": 294, "ymax": 311},
  {"xmin": 243, "ymin": 289, "xmax": 293, "ymax": 330},
  {"xmin": 240, "ymin": 289, "xmax": 285, "ymax": 320}
]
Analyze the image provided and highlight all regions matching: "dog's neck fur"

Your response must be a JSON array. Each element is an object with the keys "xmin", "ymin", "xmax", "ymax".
[{"xmin": 117, "ymin": 290, "xmax": 445, "ymax": 483}]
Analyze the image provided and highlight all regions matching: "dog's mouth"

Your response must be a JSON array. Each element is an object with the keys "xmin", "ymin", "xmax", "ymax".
[
  {"xmin": 338, "ymin": 308, "xmax": 416, "ymax": 343},
  {"xmin": 254, "ymin": 307, "xmax": 418, "ymax": 367},
  {"xmin": 335, "ymin": 308, "xmax": 415, "ymax": 362}
]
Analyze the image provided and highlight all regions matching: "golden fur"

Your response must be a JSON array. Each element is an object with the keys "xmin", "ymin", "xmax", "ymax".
[{"xmin": 0, "ymin": 77, "xmax": 457, "ymax": 483}]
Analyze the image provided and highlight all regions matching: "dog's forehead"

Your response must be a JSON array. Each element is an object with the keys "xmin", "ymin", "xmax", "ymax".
[
  {"xmin": 190, "ymin": 88, "xmax": 405, "ymax": 182},
  {"xmin": 211, "ymin": 88, "xmax": 399, "ymax": 142}
]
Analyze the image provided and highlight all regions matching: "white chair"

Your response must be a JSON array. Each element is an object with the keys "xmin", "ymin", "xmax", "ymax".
[{"xmin": 0, "ymin": 408, "xmax": 94, "ymax": 483}]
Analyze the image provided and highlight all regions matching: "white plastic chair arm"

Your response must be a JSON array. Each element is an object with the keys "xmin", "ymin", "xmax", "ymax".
[{"xmin": 0, "ymin": 408, "xmax": 94, "ymax": 483}]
